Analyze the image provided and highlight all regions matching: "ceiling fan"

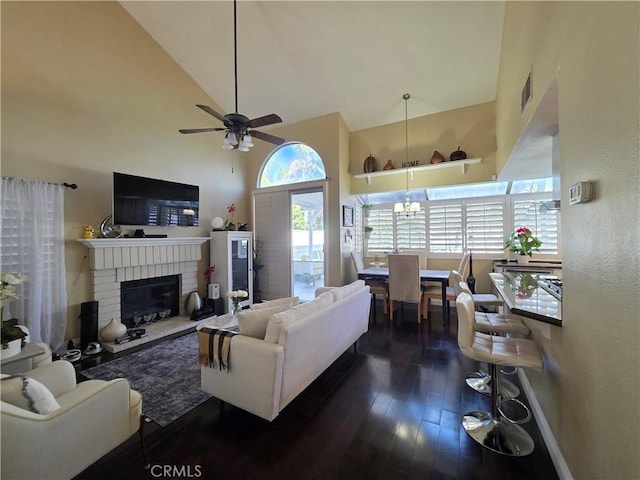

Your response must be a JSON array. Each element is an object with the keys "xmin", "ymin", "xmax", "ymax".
[{"xmin": 179, "ymin": 1, "xmax": 285, "ymax": 151}]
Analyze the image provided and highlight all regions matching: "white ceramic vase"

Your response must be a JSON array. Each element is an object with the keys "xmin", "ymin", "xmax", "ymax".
[
  {"xmin": 100, "ymin": 318, "xmax": 127, "ymax": 342},
  {"xmin": 1, "ymin": 338, "xmax": 22, "ymax": 360},
  {"xmin": 517, "ymin": 254, "xmax": 530, "ymax": 265}
]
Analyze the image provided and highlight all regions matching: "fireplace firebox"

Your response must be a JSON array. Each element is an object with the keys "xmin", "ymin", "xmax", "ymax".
[{"xmin": 120, "ymin": 275, "xmax": 179, "ymax": 328}]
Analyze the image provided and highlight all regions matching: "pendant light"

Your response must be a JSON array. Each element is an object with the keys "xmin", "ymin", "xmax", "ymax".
[{"xmin": 394, "ymin": 93, "xmax": 421, "ymax": 216}]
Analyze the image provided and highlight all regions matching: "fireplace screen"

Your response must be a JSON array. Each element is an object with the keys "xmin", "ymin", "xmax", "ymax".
[{"xmin": 120, "ymin": 275, "xmax": 179, "ymax": 328}]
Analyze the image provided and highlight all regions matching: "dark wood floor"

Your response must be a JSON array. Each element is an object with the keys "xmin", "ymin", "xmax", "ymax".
[{"xmin": 74, "ymin": 304, "xmax": 559, "ymax": 480}]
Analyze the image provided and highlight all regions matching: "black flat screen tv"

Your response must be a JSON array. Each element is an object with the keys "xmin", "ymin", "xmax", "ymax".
[{"xmin": 113, "ymin": 172, "xmax": 199, "ymax": 227}]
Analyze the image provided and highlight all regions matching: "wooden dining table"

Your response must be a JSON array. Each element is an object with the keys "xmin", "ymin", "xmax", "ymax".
[{"xmin": 357, "ymin": 267, "xmax": 451, "ymax": 320}]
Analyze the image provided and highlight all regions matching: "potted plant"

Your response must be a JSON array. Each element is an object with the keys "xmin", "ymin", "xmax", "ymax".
[
  {"xmin": 364, "ymin": 225, "xmax": 374, "ymax": 239},
  {"xmin": 504, "ymin": 227, "xmax": 543, "ymax": 264},
  {"xmin": 1, "ymin": 272, "xmax": 28, "ymax": 358},
  {"xmin": 361, "ymin": 203, "xmax": 374, "ymax": 218}
]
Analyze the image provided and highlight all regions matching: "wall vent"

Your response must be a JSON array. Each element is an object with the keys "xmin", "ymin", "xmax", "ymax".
[{"xmin": 521, "ymin": 69, "xmax": 533, "ymax": 113}]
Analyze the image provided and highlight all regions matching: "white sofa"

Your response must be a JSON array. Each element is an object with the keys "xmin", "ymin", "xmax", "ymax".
[{"xmin": 199, "ymin": 280, "xmax": 371, "ymax": 421}]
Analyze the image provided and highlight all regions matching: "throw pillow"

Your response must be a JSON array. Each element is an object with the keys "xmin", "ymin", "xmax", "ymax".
[
  {"xmin": 237, "ymin": 303, "xmax": 292, "ymax": 339},
  {"xmin": 330, "ymin": 279, "xmax": 366, "ymax": 302},
  {"xmin": 250, "ymin": 296, "xmax": 300, "ymax": 310},
  {"xmin": 0, "ymin": 374, "xmax": 60, "ymax": 414},
  {"xmin": 264, "ymin": 291, "xmax": 334, "ymax": 343}
]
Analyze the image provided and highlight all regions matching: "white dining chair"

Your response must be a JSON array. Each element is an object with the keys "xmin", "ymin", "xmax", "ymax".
[
  {"xmin": 421, "ymin": 251, "xmax": 471, "ymax": 322},
  {"xmin": 388, "ymin": 254, "xmax": 423, "ymax": 324},
  {"xmin": 350, "ymin": 251, "xmax": 388, "ymax": 317}
]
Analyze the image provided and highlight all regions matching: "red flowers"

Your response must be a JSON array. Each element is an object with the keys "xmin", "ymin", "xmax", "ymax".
[
  {"xmin": 227, "ymin": 203, "xmax": 236, "ymax": 214},
  {"xmin": 505, "ymin": 227, "xmax": 543, "ymax": 257}
]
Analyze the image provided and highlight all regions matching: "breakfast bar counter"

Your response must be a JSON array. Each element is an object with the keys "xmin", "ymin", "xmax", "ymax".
[{"xmin": 489, "ymin": 272, "xmax": 562, "ymax": 326}]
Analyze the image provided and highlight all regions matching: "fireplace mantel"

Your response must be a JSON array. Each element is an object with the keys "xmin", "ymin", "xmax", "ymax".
[{"xmin": 77, "ymin": 237, "xmax": 208, "ymax": 249}]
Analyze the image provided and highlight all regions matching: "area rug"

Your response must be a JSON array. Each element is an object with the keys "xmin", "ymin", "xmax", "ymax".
[{"xmin": 81, "ymin": 332, "xmax": 211, "ymax": 427}]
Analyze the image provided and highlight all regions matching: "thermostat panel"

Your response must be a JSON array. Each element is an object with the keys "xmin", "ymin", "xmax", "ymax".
[{"xmin": 569, "ymin": 182, "xmax": 592, "ymax": 205}]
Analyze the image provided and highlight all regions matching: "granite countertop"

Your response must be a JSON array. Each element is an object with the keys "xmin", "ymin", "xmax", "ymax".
[
  {"xmin": 493, "ymin": 260, "xmax": 562, "ymax": 268},
  {"xmin": 489, "ymin": 272, "xmax": 562, "ymax": 326}
]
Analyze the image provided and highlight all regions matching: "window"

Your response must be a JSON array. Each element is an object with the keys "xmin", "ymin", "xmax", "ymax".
[
  {"xmin": 365, "ymin": 206, "xmax": 426, "ymax": 253},
  {"xmin": 396, "ymin": 208, "xmax": 426, "ymax": 250},
  {"xmin": 365, "ymin": 207, "xmax": 394, "ymax": 253},
  {"xmin": 512, "ymin": 198, "xmax": 559, "ymax": 255},
  {"xmin": 361, "ymin": 178, "xmax": 560, "ymax": 260},
  {"xmin": 465, "ymin": 200, "xmax": 505, "ymax": 254},
  {"xmin": 1, "ymin": 178, "xmax": 68, "ymax": 349},
  {"xmin": 428, "ymin": 203, "xmax": 463, "ymax": 254},
  {"xmin": 258, "ymin": 143, "xmax": 326, "ymax": 188}
]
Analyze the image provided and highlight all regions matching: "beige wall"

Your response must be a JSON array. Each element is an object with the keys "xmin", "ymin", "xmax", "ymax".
[
  {"xmin": 497, "ymin": 3, "xmax": 639, "ymax": 479},
  {"xmin": 350, "ymin": 101, "xmax": 497, "ymax": 195},
  {"xmin": 1, "ymin": 2, "xmax": 249, "ymax": 340}
]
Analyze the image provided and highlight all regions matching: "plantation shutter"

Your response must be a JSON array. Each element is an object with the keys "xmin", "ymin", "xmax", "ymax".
[
  {"xmin": 396, "ymin": 208, "xmax": 427, "ymax": 250},
  {"xmin": 512, "ymin": 199, "xmax": 559, "ymax": 255},
  {"xmin": 366, "ymin": 207, "xmax": 394, "ymax": 253},
  {"xmin": 252, "ymin": 190, "xmax": 291, "ymax": 300},
  {"xmin": 354, "ymin": 207, "xmax": 364, "ymax": 254},
  {"xmin": 465, "ymin": 200, "xmax": 505, "ymax": 254},
  {"xmin": 428, "ymin": 203, "xmax": 463, "ymax": 254}
]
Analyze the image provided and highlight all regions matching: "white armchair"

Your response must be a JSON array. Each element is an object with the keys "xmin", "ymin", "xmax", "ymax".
[{"xmin": 1, "ymin": 360, "xmax": 146, "ymax": 479}]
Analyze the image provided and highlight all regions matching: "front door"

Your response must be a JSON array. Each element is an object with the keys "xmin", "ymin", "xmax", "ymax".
[{"xmin": 291, "ymin": 189, "xmax": 324, "ymax": 302}]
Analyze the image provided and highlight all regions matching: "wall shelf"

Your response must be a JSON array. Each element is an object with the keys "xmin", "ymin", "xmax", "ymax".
[{"xmin": 353, "ymin": 157, "xmax": 481, "ymax": 185}]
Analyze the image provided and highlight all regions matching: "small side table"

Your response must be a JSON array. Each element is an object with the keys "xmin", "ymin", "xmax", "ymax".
[{"xmin": 1, "ymin": 343, "xmax": 46, "ymax": 375}]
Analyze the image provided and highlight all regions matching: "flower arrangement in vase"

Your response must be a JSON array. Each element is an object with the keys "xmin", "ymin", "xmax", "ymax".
[
  {"xmin": 226, "ymin": 203, "xmax": 236, "ymax": 231},
  {"xmin": 226, "ymin": 289, "xmax": 248, "ymax": 318},
  {"xmin": 504, "ymin": 227, "xmax": 542, "ymax": 263}
]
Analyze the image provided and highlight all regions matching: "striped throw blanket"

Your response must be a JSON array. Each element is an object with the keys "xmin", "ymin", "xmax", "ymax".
[{"xmin": 197, "ymin": 326, "xmax": 239, "ymax": 371}]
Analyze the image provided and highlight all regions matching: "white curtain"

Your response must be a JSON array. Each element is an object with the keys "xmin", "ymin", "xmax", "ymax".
[{"xmin": 1, "ymin": 177, "xmax": 68, "ymax": 350}]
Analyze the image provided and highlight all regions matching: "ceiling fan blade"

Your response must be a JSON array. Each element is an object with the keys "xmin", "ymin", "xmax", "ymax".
[
  {"xmin": 249, "ymin": 130, "xmax": 286, "ymax": 145},
  {"xmin": 248, "ymin": 113, "xmax": 283, "ymax": 129},
  {"xmin": 179, "ymin": 127, "xmax": 226, "ymax": 134},
  {"xmin": 196, "ymin": 104, "xmax": 226, "ymax": 123}
]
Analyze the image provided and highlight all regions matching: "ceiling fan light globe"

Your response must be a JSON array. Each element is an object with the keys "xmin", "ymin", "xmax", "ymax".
[
  {"xmin": 242, "ymin": 133, "xmax": 254, "ymax": 148},
  {"xmin": 238, "ymin": 145, "xmax": 250, "ymax": 152},
  {"xmin": 227, "ymin": 132, "xmax": 238, "ymax": 146}
]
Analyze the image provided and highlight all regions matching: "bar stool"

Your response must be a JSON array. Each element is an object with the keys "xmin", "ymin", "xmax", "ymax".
[
  {"xmin": 451, "ymin": 271, "xmax": 530, "ymax": 398},
  {"xmin": 450, "ymin": 270, "xmax": 530, "ymax": 335},
  {"xmin": 456, "ymin": 292, "xmax": 543, "ymax": 456}
]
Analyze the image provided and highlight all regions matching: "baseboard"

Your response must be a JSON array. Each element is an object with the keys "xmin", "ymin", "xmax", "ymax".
[{"xmin": 518, "ymin": 370, "xmax": 573, "ymax": 480}]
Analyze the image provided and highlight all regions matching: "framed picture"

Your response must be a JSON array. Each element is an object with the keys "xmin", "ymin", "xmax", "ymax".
[{"xmin": 342, "ymin": 205, "xmax": 354, "ymax": 227}]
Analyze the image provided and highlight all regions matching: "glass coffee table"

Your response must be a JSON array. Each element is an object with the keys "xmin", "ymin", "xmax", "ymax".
[{"xmin": 196, "ymin": 313, "xmax": 238, "ymax": 331}]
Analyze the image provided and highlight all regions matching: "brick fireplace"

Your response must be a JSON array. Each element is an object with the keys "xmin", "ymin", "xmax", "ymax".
[{"xmin": 77, "ymin": 237, "xmax": 209, "ymax": 352}]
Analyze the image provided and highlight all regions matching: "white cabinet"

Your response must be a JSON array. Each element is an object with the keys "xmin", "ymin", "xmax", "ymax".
[{"xmin": 210, "ymin": 231, "xmax": 253, "ymax": 312}]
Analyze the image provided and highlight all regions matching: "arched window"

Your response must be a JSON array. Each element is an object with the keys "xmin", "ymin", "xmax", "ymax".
[{"xmin": 258, "ymin": 142, "xmax": 326, "ymax": 188}]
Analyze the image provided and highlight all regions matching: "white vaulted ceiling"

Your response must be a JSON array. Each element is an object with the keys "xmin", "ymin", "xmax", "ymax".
[{"xmin": 120, "ymin": 1, "xmax": 506, "ymax": 132}]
